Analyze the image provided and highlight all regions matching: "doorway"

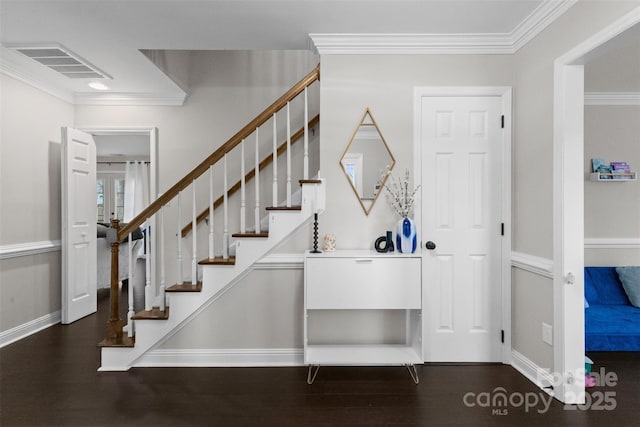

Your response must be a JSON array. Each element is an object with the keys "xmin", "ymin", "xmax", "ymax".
[
  {"xmin": 82, "ymin": 128, "xmax": 158, "ymax": 315},
  {"xmin": 414, "ymin": 87, "xmax": 512, "ymax": 363},
  {"xmin": 553, "ymin": 8, "xmax": 640, "ymax": 404}
]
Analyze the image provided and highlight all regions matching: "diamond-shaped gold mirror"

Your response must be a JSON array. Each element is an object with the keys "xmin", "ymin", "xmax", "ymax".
[{"xmin": 340, "ymin": 108, "xmax": 396, "ymax": 215}]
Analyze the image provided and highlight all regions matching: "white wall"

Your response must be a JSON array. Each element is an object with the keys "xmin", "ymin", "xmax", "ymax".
[{"xmin": 0, "ymin": 74, "xmax": 73, "ymax": 333}]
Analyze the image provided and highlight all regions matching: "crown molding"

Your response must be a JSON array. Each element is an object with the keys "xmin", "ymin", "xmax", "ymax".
[
  {"xmin": 510, "ymin": 0, "xmax": 578, "ymax": 52},
  {"xmin": 0, "ymin": 48, "xmax": 74, "ymax": 104},
  {"xmin": 74, "ymin": 91, "xmax": 187, "ymax": 106},
  {"xmin": 309, "ymin": 0, "xmax": 577, "ymax": 54},
  {"xmin": 1, "ymin": 46, "xmax": 187, "ymax": 106},
  {"xmin": 308, "ymin": 33, "xmax": 516, "ymax": 55},
  {"xmin": 584, "ymin": 92, "xmax": 640, "ymax": 106}
]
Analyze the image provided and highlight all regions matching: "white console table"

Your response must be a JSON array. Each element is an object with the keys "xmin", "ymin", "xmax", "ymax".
[{"xmin": 303, "ymin": 250, "xmax": 423, "ymax": 383}]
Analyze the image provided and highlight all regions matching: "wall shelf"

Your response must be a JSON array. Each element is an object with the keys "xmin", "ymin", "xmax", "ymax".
[{"xmin": 590, "ymin": 172, "xmax": 637, "ymax": 182}]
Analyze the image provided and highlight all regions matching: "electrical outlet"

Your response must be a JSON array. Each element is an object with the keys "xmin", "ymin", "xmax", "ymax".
[{"xmin": 542, "ymin": 322, "xmax": 553, "ymax": 345}]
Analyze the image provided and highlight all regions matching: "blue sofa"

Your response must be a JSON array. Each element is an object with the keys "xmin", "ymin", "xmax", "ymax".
[{"xmin": 584, "ymin": 267, "xmax": 640, "ymax": 351}]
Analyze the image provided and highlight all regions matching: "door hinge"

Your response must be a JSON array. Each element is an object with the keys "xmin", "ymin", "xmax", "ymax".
[
  {"xmin": 501, "ymin": 222, "xmax": 505, "ymax": 236},
  {"xmin": 501, "ymin": 329, "xmax": 505, "ymax": 343},
  {"xmin": 501, "ymin": 115, "xmax": 505, "ymax": 129}
]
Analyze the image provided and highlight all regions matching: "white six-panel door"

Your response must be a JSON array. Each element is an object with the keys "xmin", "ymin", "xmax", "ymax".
[
  {"xmin": 419, "ymin": 95, "xmax": 504, "ymax": 362},
  {"xmin": 61, "ymin": 127, "xmax": 97, "ymax": 324}
]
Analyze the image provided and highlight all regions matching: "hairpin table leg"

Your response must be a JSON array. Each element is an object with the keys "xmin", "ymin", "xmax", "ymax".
[
  {"xmin": 406, "ymin": 364, "xmax": 419, "ymax": 384},
  {"xmin": 307, "ymin": 365, "xmax": 320, "ymax": 384}
]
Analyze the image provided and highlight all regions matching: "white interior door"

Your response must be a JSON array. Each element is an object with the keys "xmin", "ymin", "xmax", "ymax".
[
  {"xmin": 419, "ymin": 95, "xmax": 504, "ymax": 362},
  {"xmin": 61, "ymin": 127, "xmax": 97, "ymax": 324}
]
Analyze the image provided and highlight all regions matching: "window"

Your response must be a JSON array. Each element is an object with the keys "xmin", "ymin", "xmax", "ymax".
[{"xmin": 97, "ymin": 173, "xmax": 125, "ymax": 222}]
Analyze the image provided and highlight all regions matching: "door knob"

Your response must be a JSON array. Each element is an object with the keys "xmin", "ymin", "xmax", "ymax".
[{"xmin": 425, "ymin": 241, "xmax": 436, "ymax": 250}]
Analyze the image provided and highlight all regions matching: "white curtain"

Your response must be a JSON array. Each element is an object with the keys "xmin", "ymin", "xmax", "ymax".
[{"xmin": 123, "ymin": 161, "xmax": 149, "ymax": 222}]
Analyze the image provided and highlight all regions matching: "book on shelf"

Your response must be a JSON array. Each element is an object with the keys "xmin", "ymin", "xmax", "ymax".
[
  {"xmin": 610, "ymin": 162, "xmax": 631, "ymax": 173},
  {"xmin": 591, "ymin": 158, "xmax": 606, "ymax": 173}
]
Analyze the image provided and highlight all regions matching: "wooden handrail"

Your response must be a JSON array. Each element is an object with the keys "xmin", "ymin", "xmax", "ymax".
[
  {"xmin": 181, "ymin": 114, "xmax": 320, "ymax": 237},
  {"xmin": 117, "ymin": 64, "xmax": 320, "ymax": 242}
]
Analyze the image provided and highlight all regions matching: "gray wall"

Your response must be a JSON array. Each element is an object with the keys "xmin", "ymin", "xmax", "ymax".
[
  {"xmin": 511, "ymin": 0, "xmax": 640, "ymax": 370},
  {"xmin": 318, "ymin": 54, "xmax": 514, "ymax": 249},
  {"xmin": 0, "ymin": 74, "xmax": 73, "ymax": 333},
  {"xmin": 583, "ymin": 31, "xmax": 640, "ymax": 267}
]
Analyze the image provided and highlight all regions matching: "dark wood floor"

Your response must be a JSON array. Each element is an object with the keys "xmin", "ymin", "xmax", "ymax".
[{"xmin": 1, "ymin": 291, "xmax": 639, "ymax": 426}]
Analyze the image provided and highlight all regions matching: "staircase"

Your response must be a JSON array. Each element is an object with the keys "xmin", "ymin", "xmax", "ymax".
[{"xmin": 98, "ymin": 65, "xmax": 322, "ymax": 371}]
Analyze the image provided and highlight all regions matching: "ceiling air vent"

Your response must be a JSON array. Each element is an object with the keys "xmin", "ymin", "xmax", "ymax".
[{"xmin": 11, "ymin": 44, "xmax": 111, "ymax": 79}]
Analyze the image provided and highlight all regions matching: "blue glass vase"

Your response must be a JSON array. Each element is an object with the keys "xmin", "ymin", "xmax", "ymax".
[{"xmin": 396, "ymin": 217, "xmax": 417, "ymax": 253}]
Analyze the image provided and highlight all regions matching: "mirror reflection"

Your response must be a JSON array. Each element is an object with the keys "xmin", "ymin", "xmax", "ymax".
[{"xmin": 340, "ymin": 108, "xmax": 395, "ymax": 215}]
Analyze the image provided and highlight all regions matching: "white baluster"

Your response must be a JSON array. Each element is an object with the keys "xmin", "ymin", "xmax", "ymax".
[
  {"xmin": 286, "ymin": 102, "xmax": 292, "ymax": 207},
  {"xmin": 145, "ymin": 219, "xmax": 151, "ymax": 310},
  {"xmin": 159, "ymin": 206, "xmax": 165, "ymax": 310},
  {"xmin": 209, "ymin": 165, "xmax": 214, "ymax": 259},
  {"xmin": 304, "ymin": 87, "xmax": 309, "ymax": 180},
  {"xmin": 240, "ymin": 139, "xmax": 246, "ymax": 233},
  {"xmin": 255, "ymin": 127, "xmax": 261, "ymax": 233},
  {"xmin": 272, "ymin": 112, "xmax": 278, "ymax": 207},
  {"xmin": 191, "ymin": 180, "xmax": 197, "ymax": 285},
  {"xmin": 223, "ymin": 153, "xmax": 229, "ymax": 259},
  {"xmin": 127, "ymin": 233, "xmax": 134, "ymax": 336},
  {"xmin": 177, "ymin": 192, "xmax": 183, "ymax": 284}
]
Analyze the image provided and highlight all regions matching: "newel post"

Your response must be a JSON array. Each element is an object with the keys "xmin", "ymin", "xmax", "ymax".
[{"xmin": 107, "ymin": 218, "xmax": 124, "ymax": 343}]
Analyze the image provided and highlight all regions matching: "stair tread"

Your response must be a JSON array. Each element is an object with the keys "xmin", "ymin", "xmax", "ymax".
[
  {"xmin": 232, "ymin": 232, "xmax": 269, "ymax": 238},
  {"xmin": 299, "ymin": 179, "xmax": 322, "ymax": 184},
  {"xmin": 265, "ymin": 206, "xmax": 302, "ymax": 211},
  {"xmin": 198, "ymin": 256, "xmax": 236, "ymax": 266},
  {"xmin": 166, "ymin": 282, "xmax": 203, "ymax": 292},
  {"xmin": 132, "ymin": 308, "xmax": 170, "ymax": 320},
  {"xmin": 97, "ymin": 333, "xmax": 135, "ymax": 348}
]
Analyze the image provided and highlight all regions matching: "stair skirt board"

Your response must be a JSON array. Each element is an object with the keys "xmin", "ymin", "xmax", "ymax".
[{"xmin": 134, "ymin": 348, "xmax": 304, "ymax": 367}]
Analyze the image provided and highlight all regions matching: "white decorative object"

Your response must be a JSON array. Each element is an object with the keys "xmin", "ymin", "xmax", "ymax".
[{"xmin": 323, "ymin": 234, "xmax": 336, "ymax": 252}]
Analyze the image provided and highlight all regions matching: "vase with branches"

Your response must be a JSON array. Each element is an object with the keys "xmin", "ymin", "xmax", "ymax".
[{"xmin": 381, "ymin": 167, "xmax": 420, "ymax": 253}]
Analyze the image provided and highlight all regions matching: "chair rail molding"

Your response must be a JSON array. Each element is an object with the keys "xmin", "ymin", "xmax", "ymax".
[
  {"xmin": 511, "ymin": 251, "xmax": 554, "ymax": 279},
  {"xmin": 0, "ymin": 240, "xmax": 62, "ymax": 260},
  {"xmin": 584, "ymin": 238, "xmax": 640, "ymax": 249},
  {"xmin": 584, "ymin": 92, "xmax": 640, "ymax": 106},
  {"xmin": 254, "ymin": 253, "xmax": 304, "ymax": 270}
]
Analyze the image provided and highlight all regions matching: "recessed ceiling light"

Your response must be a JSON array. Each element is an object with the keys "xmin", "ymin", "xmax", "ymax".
[{"xmin": 88, "ymin": 82, "xmax": 109, "ymax": 90}]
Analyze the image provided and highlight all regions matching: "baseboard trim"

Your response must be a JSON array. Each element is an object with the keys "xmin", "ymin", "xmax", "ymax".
[
  {"xmin": 134, "ymin": 348, "xmax": 305, "ymax": 367},
  {"xmin": 511, "ymin": 349, "xmax": 555, "ymax": 395},
  {"xmin": 511, "ymin": 251, "xmax": 554, "ymax": 279},
  {"xmin": 0, "ymin": 311, "xmax": 61, "ymax": 348},
  {"xmin": 0, "ymin": 240, "xmax": 61, "ymax": 260}
]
